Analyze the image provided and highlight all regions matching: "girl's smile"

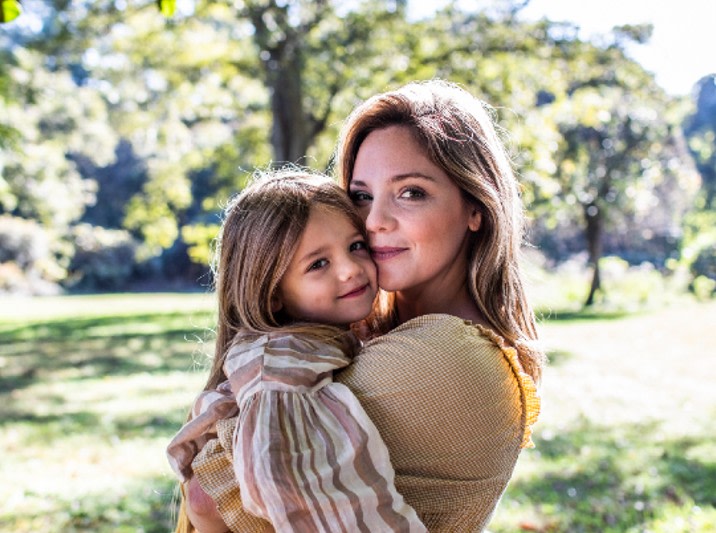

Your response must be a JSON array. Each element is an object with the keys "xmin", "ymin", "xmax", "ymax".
[{"xmin": 275, "ymin": 206, "xmax": 378, "ymax": 326}]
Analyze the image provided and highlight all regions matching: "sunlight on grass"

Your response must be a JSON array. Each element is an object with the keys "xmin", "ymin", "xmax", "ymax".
[
  {"xmin": 0, "ymin": 292, "xmax": 216, "ymax": 322},
  {"xmin": 2, "ymin": 293, "xmax": 715, "ymax": 531},
  {"xmin": 489, "ymin": 299, "xmax": 716, "ymax": 532}
]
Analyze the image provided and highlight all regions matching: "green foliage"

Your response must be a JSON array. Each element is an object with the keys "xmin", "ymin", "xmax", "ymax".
[
  {"xmin": 0, "ymin": 0, "xmax": 21, "ymax": 23},
  {"xmin": 0, "ymin": 215, "xmax": 64, "ymax": 294},
  {"xmin": 0, "ymin": 0, "xmax": 709, "ymax": 293},
  {"xmin": 693, "ymin": 275, "xmax": 716, "ymax": 301},
  {"xmin": 156, "ymin": 0, "xmax": 176, "ymax": 17},
  {"xmin": 684, "ymin": 75, "xmax": 716, "ymax": 208},
  {"xmin": 679, "ymin": 210, "xmax": 716, "ymax": 289},
  {"xmin": 181, "ymin": 222, "xmax": 219, "ymax": 267}
]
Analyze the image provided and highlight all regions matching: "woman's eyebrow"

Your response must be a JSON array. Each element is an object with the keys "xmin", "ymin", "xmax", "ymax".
[{"xmin": 351, "ymin": 173, "xmax": 436, "ymax": 188}]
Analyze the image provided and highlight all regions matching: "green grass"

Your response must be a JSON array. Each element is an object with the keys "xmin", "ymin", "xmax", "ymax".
[
  {"xmin": 0, "ymin": 293, "xmax": 216, "ymax": 532},
  {"xmin": 490, "ymin": 298, "xmax": 716, "ymax": 532},
  {"xmin": 1, "ymin": 292, "xmax": 715, "ymax": 531}
]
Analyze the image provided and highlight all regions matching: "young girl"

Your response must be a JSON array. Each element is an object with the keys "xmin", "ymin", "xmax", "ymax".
[{"xmin": 166, "ymin": 170, "xmax": 426, "ymax": 532}]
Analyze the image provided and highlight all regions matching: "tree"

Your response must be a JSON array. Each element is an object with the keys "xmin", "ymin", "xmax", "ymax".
[
  {"xmin": 684, "ymin": 74, "xmax": 716, "ymax": 209},
  {"xmin": 525, "ymin": 29, "xmax": 697, "ymax": 306}
]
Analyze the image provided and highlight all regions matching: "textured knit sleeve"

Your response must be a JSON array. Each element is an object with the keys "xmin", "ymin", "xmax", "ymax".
[{"xmin": 225, "ymin": 333, "xmax": 426, "ymax": 533}]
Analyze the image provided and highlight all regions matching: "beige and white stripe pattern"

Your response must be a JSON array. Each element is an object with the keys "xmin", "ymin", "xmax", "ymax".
[{"xmin": 167, "ymin": 333, "xmax": 426, "ymax": 532}]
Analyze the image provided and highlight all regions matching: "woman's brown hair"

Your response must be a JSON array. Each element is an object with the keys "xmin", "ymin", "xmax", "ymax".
[{"xmin": 336, "ymin": 80, "xmax": 545, "ymax": 383}]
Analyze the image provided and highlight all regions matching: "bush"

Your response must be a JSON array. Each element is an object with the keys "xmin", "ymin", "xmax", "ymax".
[
  {"xmin": 67, "ymin": 224, "xmax": 139, "ymax": 291},
  {"xmin": 691, "ymin": 246, "xmax": 716, "ymax": 283},
  {"xmin": 0, "ymin": 215, "xmax": 63, "ymax": 295}
]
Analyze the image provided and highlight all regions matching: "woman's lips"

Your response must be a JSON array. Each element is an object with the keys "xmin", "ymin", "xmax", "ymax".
[
  {"xmin": 338, "ymin": 283, "xmax": 370, "ymax": 299},
  {"xmin": 370, "ymin": 247, "xmax": 406, "ymax": 261}
]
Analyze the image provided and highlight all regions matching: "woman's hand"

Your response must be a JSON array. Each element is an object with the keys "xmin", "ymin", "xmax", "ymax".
[{"xmin": 185, "ymin": 476, "xmax": 231, "ymax": 533}]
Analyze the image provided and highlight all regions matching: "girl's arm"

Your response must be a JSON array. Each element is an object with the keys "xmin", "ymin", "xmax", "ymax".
[
  {"xmin": 232, "ymin": 384, "xmax": 426, "ymax": 533},
  {"xmin": 189, "ymin": 333, "xmax": 425, "ymax": 532}
]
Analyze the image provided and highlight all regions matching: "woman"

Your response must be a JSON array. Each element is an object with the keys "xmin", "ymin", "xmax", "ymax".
[{"xmin": 180, "ymin": 80, "xmax": 544, "ymax": 532}]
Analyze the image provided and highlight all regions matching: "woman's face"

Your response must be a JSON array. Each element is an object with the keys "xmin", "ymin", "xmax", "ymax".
[{"xmin": 348, "ymin": 125, "xmax": 480, "ymax": 294}]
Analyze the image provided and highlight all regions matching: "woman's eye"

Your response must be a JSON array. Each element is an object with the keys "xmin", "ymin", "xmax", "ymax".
[
  {"xmin": 350, "ymin": 240, "xmax": 368, "ymax": 252},
  {"xmin": 349, "ymin": 190, "xmax": 372, "ymax": 204},
  {"xmin": 399, "ymin": 187, "xmax": 426, "ymax": 199},
  {"xmin": 308, "ymin": 259, "xmax": 328, "ymax": 272}
]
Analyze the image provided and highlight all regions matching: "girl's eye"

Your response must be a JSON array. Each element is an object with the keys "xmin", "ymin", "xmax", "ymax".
[
  {"xmin": 307, "ymin": 259, "xmax": 328, "ymax": 272},
  {"xmin": 349, "ymin": 190, "xmax": 372, "ymax": 204},
  {"xmin": 399, "ymin": 187, "xmax": 426, "ymax": 200},
  {"xmin": 350, "ymin": 240, "xmax": 368, "ymax": 252}
]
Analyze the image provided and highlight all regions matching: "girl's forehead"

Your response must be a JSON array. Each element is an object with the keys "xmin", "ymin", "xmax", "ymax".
[{"xmin": 310, "ymin": 204, "xmax": 362, "ymax": 228}]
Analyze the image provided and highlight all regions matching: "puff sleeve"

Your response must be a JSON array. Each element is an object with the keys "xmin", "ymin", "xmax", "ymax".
[{"xmin": 225, "ymin": 333, "xmax": 426, "ymax": 533}]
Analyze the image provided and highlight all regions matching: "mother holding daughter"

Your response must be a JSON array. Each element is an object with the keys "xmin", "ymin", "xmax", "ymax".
[{"xmin": 171, "ymin": 80, "xmax": 544, "ymax": 532}]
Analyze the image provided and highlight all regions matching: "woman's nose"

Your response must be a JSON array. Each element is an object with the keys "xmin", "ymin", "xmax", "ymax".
[{"xmin": 364, "ymin": 197, "xmax": 394, "ymax": 233}]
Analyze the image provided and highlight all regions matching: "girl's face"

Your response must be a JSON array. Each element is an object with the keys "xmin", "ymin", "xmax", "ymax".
[
  {"xmin": 275, "ymin": 206, "xmax": 377, "ymax": 326},
  {"xmin": 348, "ymin": 125, "xmax": 481, "ymax": 295}
]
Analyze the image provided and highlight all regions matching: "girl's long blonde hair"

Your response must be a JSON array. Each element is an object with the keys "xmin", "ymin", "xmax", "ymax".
[
  {"xmin": 336, "ymin": 80, "xmax": 545, "ymax": 383},
  {"xmin": 205, "ymin": 168, "xmax": 366, "ymax": 390},
  {"xmin": 174, "ymin": 168, "xmax": 366, "ymax": 532}
]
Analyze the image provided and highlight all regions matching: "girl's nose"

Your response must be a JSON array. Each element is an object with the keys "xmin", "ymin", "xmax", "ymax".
[{"xmin": 338, "ymin": 256, "xmax": 362, "ymax": 281}]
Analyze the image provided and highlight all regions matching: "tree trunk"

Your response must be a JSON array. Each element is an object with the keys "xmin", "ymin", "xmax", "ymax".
[
  {"xmin": 266, "ymin": 53, "xmax": 311, "ymax": 164},
  {"xmin": 584, "ymin": 203, "xmax": 604, "ymax": 307},
  {"xmin": 247, "ymin": 3, "xmax": 314, "ymax": 165}
]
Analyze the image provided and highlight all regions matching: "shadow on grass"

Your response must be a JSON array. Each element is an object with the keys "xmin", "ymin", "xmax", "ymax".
[
  {"xmin": 0, "ymin": 312, "xmax": 213, "ymax": 343},
  {"xmin": 0, "ymin": 407, "xmax": 188, "ymax": 442},
  {"xmin": 4, "ymin": 474, "xmax": 181, "ymax": 533},
  {"xmin": 0, "ymin": 312, "xmax": 214, "ymax": 395},
  {"xmin": 500, "ymin": 418, "xmax": 716, "ymax": 532}
]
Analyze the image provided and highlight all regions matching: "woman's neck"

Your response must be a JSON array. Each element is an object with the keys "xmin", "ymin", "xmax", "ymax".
[{"xmin": 394, "ymin": 283, "xmax": 487, "ymax": 327}]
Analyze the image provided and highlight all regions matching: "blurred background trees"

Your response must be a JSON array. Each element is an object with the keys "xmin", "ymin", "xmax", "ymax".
[{"xmin": 0, "ymin": 0, "xmax": 713, "ymax": 304}]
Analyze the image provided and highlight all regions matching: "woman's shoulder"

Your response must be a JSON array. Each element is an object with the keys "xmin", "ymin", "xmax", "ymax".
[
  {"xmin": 367, "ymin": 313, "xmax": 502, "ymax": 362},
  {"xmin": 349, "ymin": 313, "xmax": 540, "ymax": 448}
]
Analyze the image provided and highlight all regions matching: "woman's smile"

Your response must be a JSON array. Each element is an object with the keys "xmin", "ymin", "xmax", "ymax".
[{"xmin": 370, "ymin": 246, "xmax": 408, "ymax": 261}]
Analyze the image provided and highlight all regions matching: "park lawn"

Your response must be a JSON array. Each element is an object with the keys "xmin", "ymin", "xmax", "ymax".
[{"xmin": 1, "ymin": 293, "xmax": 715, "ymax": 532}]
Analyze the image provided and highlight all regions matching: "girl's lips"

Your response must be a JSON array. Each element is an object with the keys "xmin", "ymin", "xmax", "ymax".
[
  {"xmin": 370, "ymin": 247, "xmax": 406, "ymax": 261},
  {"xmin": 338, "ymin": 283, "xmax": 369, "ymax": 299}
]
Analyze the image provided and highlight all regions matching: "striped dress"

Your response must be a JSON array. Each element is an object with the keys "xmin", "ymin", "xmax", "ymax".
[
  {"xmin": 185, "ymin": 314, "xmax": 541, "ymax": 532},
  {"xmin": 167, "ymin": 332, "xmax": 426, "ymax": 532}
]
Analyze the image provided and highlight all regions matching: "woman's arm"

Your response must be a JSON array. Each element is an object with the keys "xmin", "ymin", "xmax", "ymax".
[{"xmin": 185, "ymin": 476, "xmax": 230, "ymax": 533}]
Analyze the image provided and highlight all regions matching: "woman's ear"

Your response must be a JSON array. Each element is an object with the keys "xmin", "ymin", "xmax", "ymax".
[{"xmin": 468, "ymin": 208, "xmax": 481, "ymax": 232}]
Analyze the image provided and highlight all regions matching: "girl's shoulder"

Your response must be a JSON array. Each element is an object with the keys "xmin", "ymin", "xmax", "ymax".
[{"xmin": 225, "ymin": 331, "xmax": 352, "ymax": 388}]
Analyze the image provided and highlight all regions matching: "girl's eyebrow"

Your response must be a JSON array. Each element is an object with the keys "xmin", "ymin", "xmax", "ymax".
[
  {"xmin": 350, "ymin": 173, "xmax": 436, "ymax": 188},
  {"xmin": 297, "ymin": 246, "xmax": 327, "ymax": 265},
  {"xmin": 297, "ymin": 232, "xmax": 363, "ymax": 266}
]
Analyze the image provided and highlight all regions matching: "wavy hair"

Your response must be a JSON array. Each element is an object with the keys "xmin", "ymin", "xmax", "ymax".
[
  {"xmin": 173, "ymin": 168, "xmax": 365, "ymax": 533},
  {"xmin": 336, "ymin": 80, "xmax": 545, "ymax": 382}
]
